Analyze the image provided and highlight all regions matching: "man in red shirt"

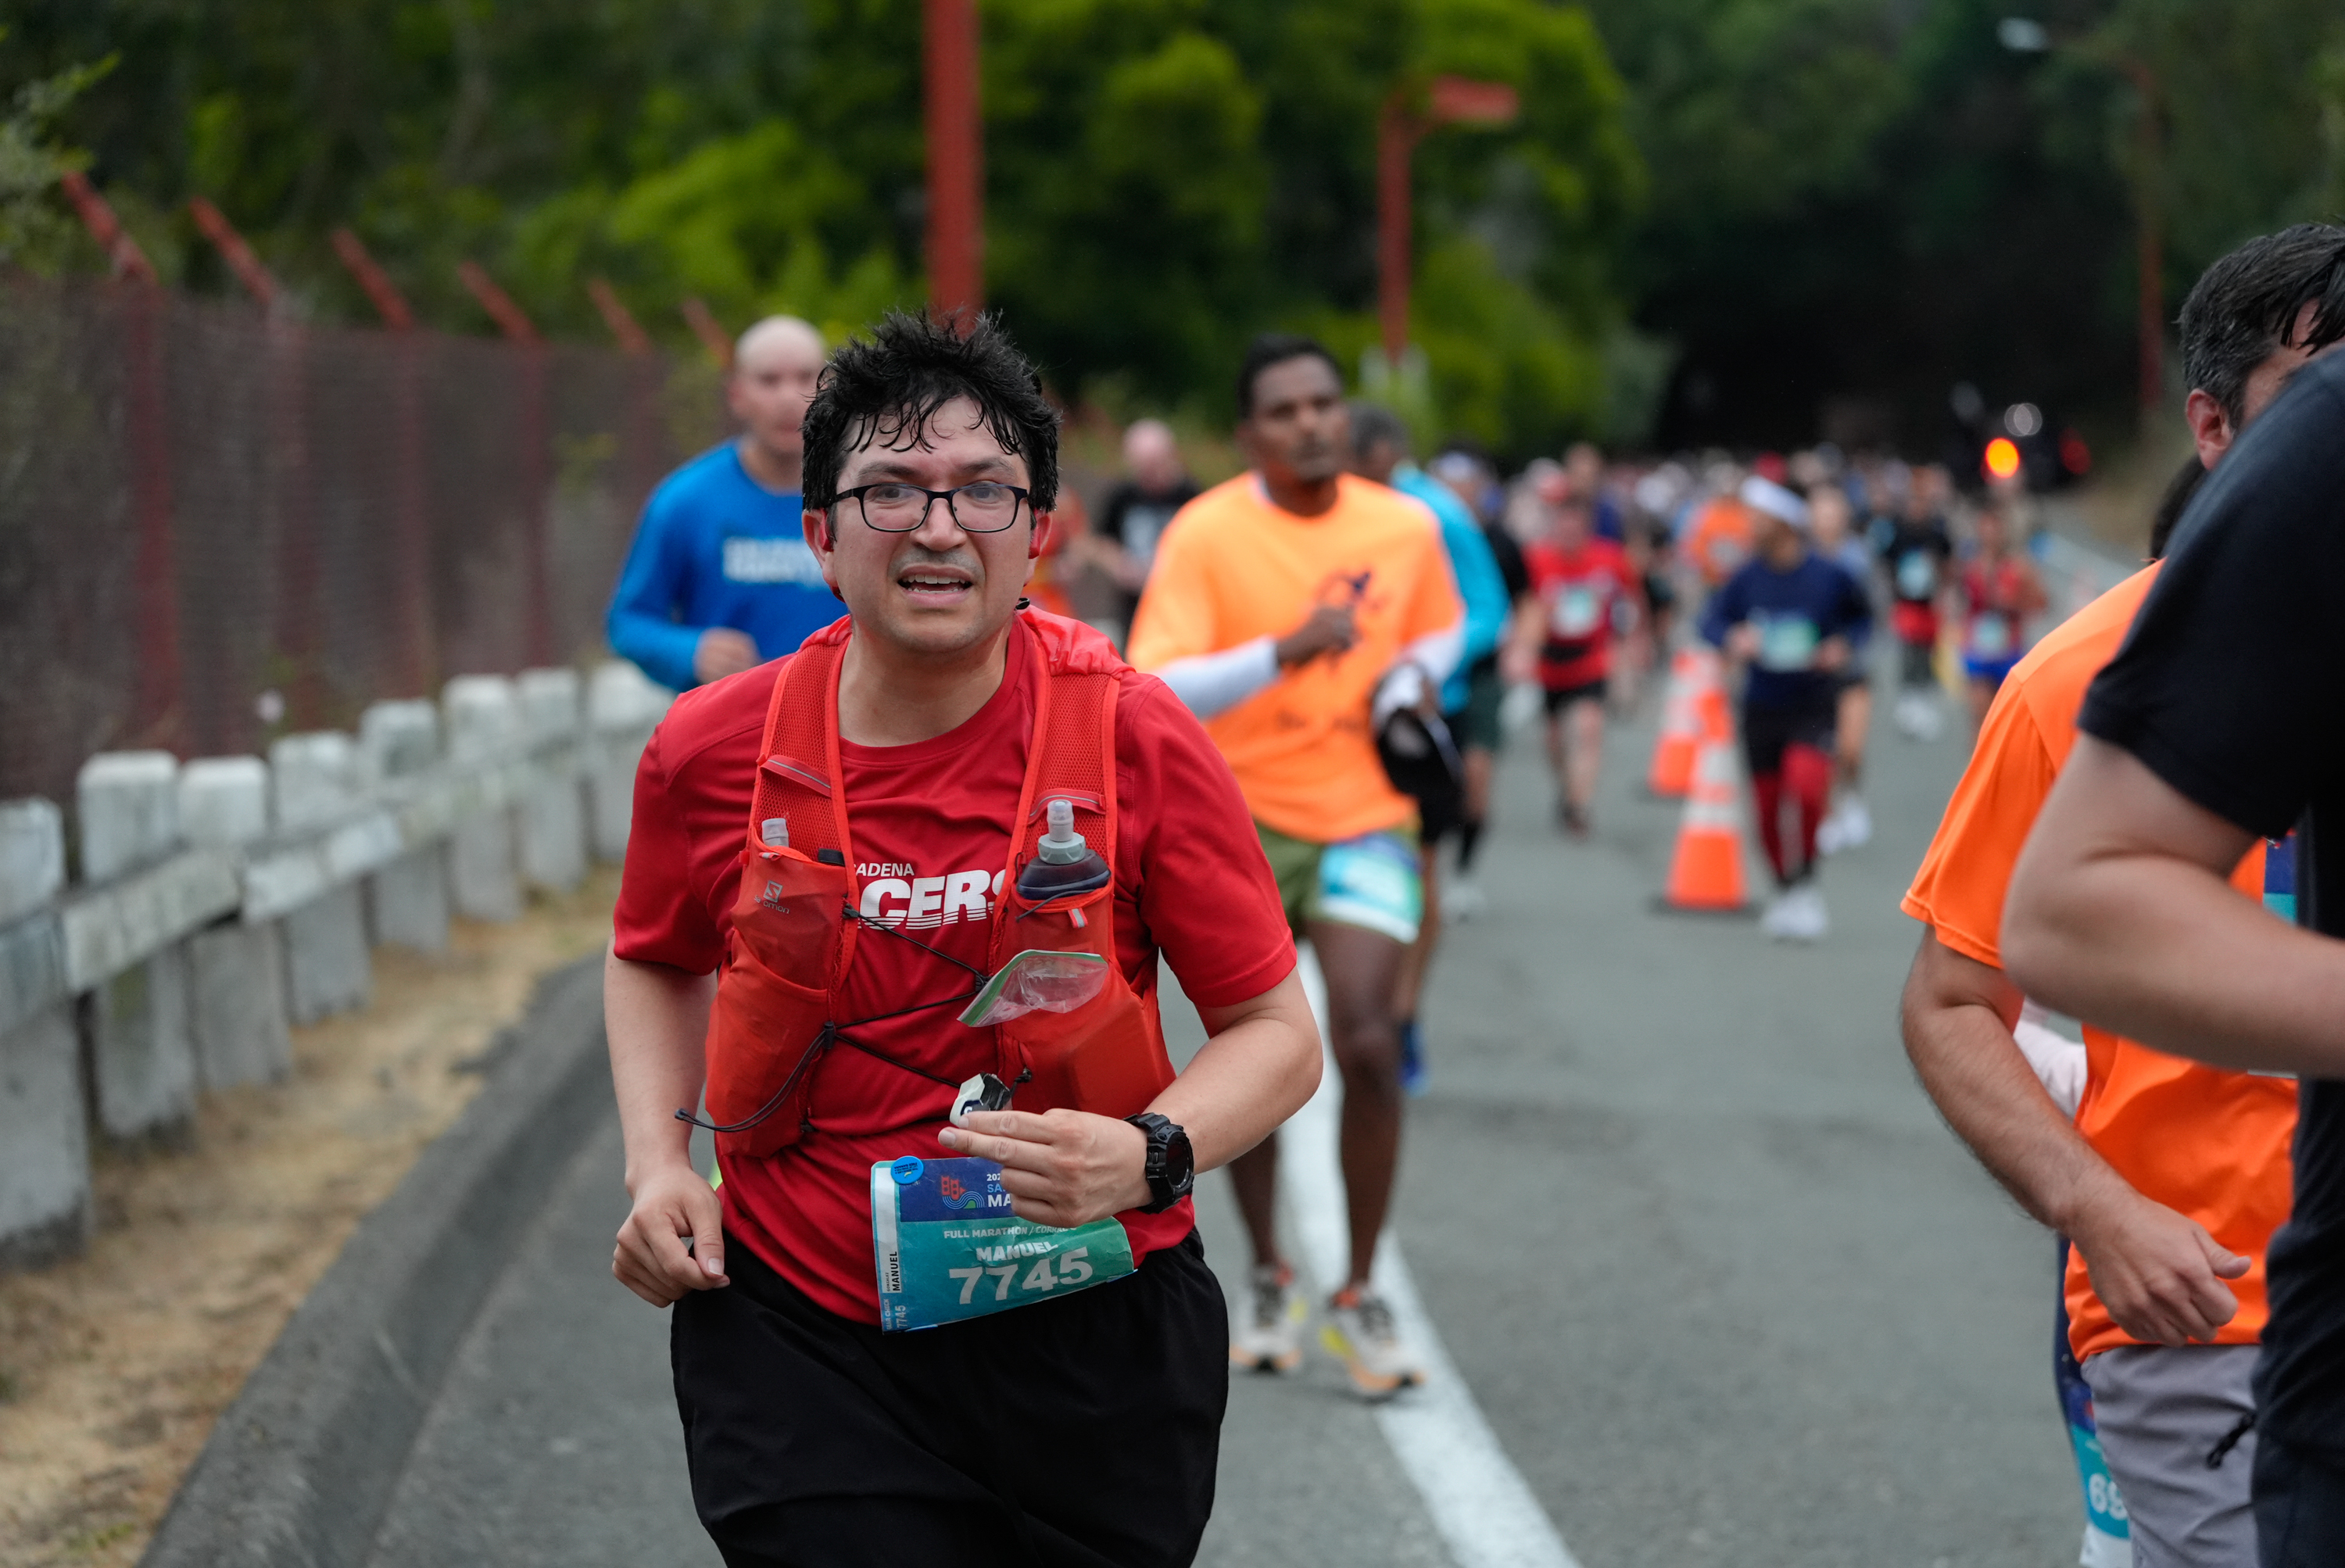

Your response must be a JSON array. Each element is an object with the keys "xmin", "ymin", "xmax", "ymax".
[
  {"xmin": 1507, "ymin": 492, "xmax": 1634, "ymax": 836},
  {"xmin": 604, "ymin": 312, "xmax": 1320, "ymax": 1566}
]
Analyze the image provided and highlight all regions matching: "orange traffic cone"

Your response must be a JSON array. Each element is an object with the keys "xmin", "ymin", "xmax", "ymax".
[
  {"xmin": 1660, "ymin": 732, "xmax": 1751, "ymax": 913},
  {"xmin": 1645, "ymin": 647, "xmax": 1719, "ymax": 797}
]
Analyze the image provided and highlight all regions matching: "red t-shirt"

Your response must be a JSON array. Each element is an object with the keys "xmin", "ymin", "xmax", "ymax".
[
  {"xmin": 1524, "ymin": 537, "xmax": 1633, "ymax": 691},
  {"xmin": 613, "ymin": 623, "xmax": 1297, "ymax": 1323}
]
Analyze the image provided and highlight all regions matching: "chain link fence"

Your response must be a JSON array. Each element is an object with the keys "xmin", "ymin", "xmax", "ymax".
[{"xmin": 0, "ymin": 273, "xmax": 728, "ymax": 807}]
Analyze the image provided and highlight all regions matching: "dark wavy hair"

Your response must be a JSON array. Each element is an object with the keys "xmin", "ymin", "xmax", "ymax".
[
  {"xmin": 800, "ymin": 311, "xmax": 1059, "ymax": 514},
  {"xmin": 2179, "ymin": 223, "xmax": 2345, "ymax": 424},
  {"xmin": 1235, "ymin": 331, "xmax": 1343, "ymax": 417}
]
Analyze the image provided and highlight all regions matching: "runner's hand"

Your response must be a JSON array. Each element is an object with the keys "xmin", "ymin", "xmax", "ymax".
[
  {"xmin": 1724, "ymin": 623, "xmax": 1760, "ymax": 662},
  {"xmin": 1275, "ymin": 604, "xmax": 1358, "ymax": 669},
  {"xmin": 1815, "ymin": 635, "xmax": 1849, "ymax": 673},
  {"xmin": 614, "ymin": 1161, "xmax": 730, "ymax": 1307},
  {"xmin": 693, "ymin": 627, "xmax": 761, "ymax": 685},
  {"xmin": 2070, "ymin": 1188, "xmax": 2248, "ymax": 1346},
  {"xmin": 938, "ymin": 1109, "xmax": 1151, "ymax": 1228}
]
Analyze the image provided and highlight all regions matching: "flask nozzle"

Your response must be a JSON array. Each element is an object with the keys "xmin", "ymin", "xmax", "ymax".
[{"xmin": 1036, "ymin": 797, "xmax": 1088, "ymax": 864}]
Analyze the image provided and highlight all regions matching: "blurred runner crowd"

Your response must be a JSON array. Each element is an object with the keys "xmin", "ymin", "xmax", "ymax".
[{"xmin": 602, "ymin": 213, "xmax": 2345, "ymax": 1568}]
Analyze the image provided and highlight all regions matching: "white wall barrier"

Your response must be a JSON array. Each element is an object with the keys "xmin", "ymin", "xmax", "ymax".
[{"xmin": 0, "ymin": 660, "xmax": 672, "ymax": 1269}]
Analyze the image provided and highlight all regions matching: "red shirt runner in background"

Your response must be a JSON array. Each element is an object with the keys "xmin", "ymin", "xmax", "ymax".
[
  {"xmin": 613, "ymin": 625, "xmax": 1295, "ymax": 1323},
  {"xmin": 1524, "ymin": 535, "xmax": 1635, "ymax": 694}
]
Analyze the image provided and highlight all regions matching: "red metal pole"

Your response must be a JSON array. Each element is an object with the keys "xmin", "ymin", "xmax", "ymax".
[
  {"xmin": 680, "ymin": 297, "xmax": 733, "ymax": 367},
  {"xmin": 587, "ymin": 278, "xmax": 653, "ymax": 356},
  {"xmin": 331, "ymin": 227, "xmax": 417, "ymax": 331},
  {"xmin": 925, "ymin": 0, "xmax": 983, "ymax": 324},
  {"xmin": 459, "ymin": 260, "xmax": 553, "ymax": 665},
  {"xmin": 60, "ymin": 172, "xmax": 181, "ymax": 746},
  {"xmin": 58, "ymin": 170, "xmax": 158, "ymax": 284},
  {"xmin": 1377, "ymin": 92, "xmax": 1420, "ymax": 373},
  {"xmin": 188, "ymin": 198, "xmax": 281, "ymax": 313},
  {"xmin": 330, "ymin": 228, "xmax": 435, "ymax": 694}
]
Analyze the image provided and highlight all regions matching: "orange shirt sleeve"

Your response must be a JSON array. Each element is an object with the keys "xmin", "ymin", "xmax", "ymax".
[
  {"xmin": 1126, "ymin": 507, "xmax": 1218, "ymax": 671},
  {"xmin": 1901, "ymin": 676, "xmax": 2060, "ymax": 968}
]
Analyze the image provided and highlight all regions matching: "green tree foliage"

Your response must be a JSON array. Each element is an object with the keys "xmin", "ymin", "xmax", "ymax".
[
  {"xmin": 1586, "ymin": 0, "xmax": 2345, "ymax": 449},
  {"xmin": 0, "ymin": 0, "xmax": 1642, "ymax": 456},
  {"xmin": 0, "ymin": 34, "xmax": 104, "ymax": 272}
]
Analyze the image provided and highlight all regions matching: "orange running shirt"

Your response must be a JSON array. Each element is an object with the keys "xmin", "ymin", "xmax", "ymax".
[
  {"xmin": 1126, "ymin": 473, "xmax": 1462, "ymax": 844},
  {"xmin": 1685, "ymin": 496, "xmax": 1756, "ymax": 588},
  {"xmin": 1903, "ymin": 563, "xmax": 2295, "ymax": 1362}
]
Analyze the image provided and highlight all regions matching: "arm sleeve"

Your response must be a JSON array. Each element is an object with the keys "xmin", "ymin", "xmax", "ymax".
[
  {"xmin": 1155, "ymin": 637, "xmax": 1280, "ymax": 720},
  {"xmin": 2079, "ymin": 370, "xmax": 2345, "ymax": 839},
  {"xmin": 1120, "ymin": 682, "xmax": 1296, "ymax": 1008},
  {"xmin": 606, "ymin": 492, "xmax": 707, "ymax": 692}
]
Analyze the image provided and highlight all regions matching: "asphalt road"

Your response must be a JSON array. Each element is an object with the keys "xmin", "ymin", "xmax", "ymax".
[{"xmin": 359, "ymin": 670, "xmax": 2079, "ymax": 1568}]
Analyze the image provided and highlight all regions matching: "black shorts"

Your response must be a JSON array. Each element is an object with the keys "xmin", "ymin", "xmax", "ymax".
[
  {"xmin": 1541, "ymin": 680, "xmax": 1606, "ymax": 716},
  {"xmin": 1741, "ymin": 699, "xmax": 1838, "ymax": 776},
  {"xmin": 672, "ymin": 1230, "xmax": 1226, "ymax": 1568}
]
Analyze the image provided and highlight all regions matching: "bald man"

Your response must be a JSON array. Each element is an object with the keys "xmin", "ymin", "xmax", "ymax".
[
  {"xmin": 607, "ymin": 315, "xmax": 835, "ymax": 689},
  {"xmin": 1089, "ymin": 417, "xmax": 1199, "ymax": 626}
]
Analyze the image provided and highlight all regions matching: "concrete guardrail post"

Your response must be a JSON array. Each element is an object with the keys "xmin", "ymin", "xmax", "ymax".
[
  {"xmin": 515, "ymin": 668, "xmax": 588, "ymax": 895},
  {"xmin": 586, "ymin": 660, "xmax": 668, "ymax": 862},
  {"xmin": 270, "ymin": 733, "xmax": 372, "ymax": 1025},
  {"xmin": 0, "ymin": 797, "xmax": 89, "ymax": 1267},
  {"xmin": 360, "ymin": 700, "xmax": 451, "ymax": 954},
  {"xmin": 77, "ymin": 751, "xmax": 199, "ymax": 1144},
  {"xmin": 444, "ymin": 676, "xmax": 522, "ymax": 922},
  {"xmin": 179, "ymin": 757, "xmax": 292, "ymax": 1089}
]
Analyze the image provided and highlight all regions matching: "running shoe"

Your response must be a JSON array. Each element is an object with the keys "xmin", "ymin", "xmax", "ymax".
[
  {"xmin": 1230, "ymin": 1263, "xmax": 1305, "ymax": 1373},
  {"xmin": 1445, "ymin": 877, "xmax": 1488, "ymax": 922},
  {"xmin": 1894, "ymin": 689, "xmax": 1943, "ymax": 742},
  {"xmin": 1775, "ymin": 882, "xmax": 1829, "ymax": 943},
  {"xmin": 1833, "ymin": 797, "xmax": 1872, "ymax": 850},
  {"xmin": 1759, "ymin": 888, "xmax": 1797, "ymax": 939},
  {"xmin": 1322, "ymin": 1286, "xmax": 1423, "ymax": 1398},
  {"xmin": 1398, "ymin": 1018, "xmax": 1427, "ymax": 1097},
  {"xmin": 1559, "ymin": 800, "xmax": 1590, "ymax": 839}
]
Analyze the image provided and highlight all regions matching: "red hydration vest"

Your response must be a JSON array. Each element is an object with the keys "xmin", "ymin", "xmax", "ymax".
[{"xmin": 702, "ymin": 610, "xmax": 1176, "ymax": 1159}]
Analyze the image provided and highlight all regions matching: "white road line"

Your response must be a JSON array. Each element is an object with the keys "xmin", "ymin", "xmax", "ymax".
[{"xmin": 1283, "ymin": 950, "xmax": 1583, "ymax": 1568}]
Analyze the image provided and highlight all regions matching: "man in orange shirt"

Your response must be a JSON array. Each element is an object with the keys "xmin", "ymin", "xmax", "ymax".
[
  {"xmin": 1901, "ymin": 226, "xmax": 2345, "ymax": 1567},
  {"xmin": 1129, "ymin": 334, "xmax": 1462, "ymax": 1396}
]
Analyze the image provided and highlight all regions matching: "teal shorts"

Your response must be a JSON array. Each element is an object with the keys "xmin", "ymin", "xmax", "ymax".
[{"xmin": 1255, "ymin": 822, "xmax": 1423, "ymax": 945}]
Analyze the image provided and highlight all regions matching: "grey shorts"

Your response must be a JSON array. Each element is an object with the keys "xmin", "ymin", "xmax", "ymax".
[{"xmin": 2082, "ymin": 1344, "xmax": 2261, "ymax": 1568}]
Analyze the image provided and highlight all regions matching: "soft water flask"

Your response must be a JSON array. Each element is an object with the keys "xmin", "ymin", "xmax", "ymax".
[{"xmin": 1015, "ymin": 798, "xmax": 1112, "ymax": 900}]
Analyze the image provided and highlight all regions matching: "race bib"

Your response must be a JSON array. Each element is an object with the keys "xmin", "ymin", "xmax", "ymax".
[
  {"xmin": 1968, "ymin": 611, "xmax": 2013, "ymax": 660},
  {"xmin": 1754, "ymin": 613, "xmax": 1820, "ymax": 672},
  {"xmin": 1896, "ymin": 550, "xmax": 1935, "ymax": 600},
  {"xmin": 870, "ymin": 1156, "xmax": 1133, "ymax": 1332},
  {"xmin": 1550, "ymin": 585, "xmax": 1602, "ymax": 639}
]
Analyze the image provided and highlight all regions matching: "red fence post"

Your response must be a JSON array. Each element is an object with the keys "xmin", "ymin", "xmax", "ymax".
[
  {"xmin": 192, "ymin": 198, "xmax": 324, "ymax": 730},
  {"xmin": 458, "ymin": 261, "xmax": 553, "ymax": 667},
  {"xmin": 60, "ymin": 173, "xmax": 182, "ymax": 749},
  {"xmin": 334, "ymin": 229, "xmax": 434, "ymax": 696},
  {"xmin": 679, "ymin": 297, "xmax": 732, "ymax": 368},
  {"xmin": 589, "ymin": 279, "xmax": 663, "ymax": 539},
  {"xmin": 924, "ymin": 0, "xmax": 983, "ymax": 327}
]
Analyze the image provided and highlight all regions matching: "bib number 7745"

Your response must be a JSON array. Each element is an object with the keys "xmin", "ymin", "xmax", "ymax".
[{"xmin": 870, "ymin": 1156, "xmax": 1133, "ymax": 1331}]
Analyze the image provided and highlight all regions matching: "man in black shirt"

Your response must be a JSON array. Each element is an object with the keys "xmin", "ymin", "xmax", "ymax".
[
  {"xmin": 1877, "ymin": 466, "xmax": 1954, "ymax": 741},
  {"xmin": 1089, "ymin": 418, "xmax": 1199, "ymax": 627},
  {"xmin": 2004, "ymin": 258, "xmax": 2345, "ymax": 1561}
]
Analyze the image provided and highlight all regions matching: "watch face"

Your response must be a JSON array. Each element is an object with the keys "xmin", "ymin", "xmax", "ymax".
[{"xmin": 1164, "ymin": 1127, "xmax": 1195, "ymax": 1193}]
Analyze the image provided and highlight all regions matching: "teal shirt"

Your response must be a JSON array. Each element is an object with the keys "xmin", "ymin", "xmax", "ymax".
[{"xmin": 1395, "ymin": 465, "xmax": 1510, "ymax": 711}]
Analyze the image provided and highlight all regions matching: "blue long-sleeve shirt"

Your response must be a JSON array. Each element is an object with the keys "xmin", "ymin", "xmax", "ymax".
[
  {"xmin": 1699, "ymin": 550, "xmax": 1871, "ymax": 711},
  {"xmin": 605, "ymin": 442, "xmax": 842, "ymax": 690},
  {"xmin": 1394, "ymin": 465, "xmax": 1510, "ymax": 711}
]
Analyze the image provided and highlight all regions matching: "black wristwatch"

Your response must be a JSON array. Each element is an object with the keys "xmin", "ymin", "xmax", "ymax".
[{"xmin": 1126, "ymin": 1112, "xmax": 1195, "ymax": 1213}]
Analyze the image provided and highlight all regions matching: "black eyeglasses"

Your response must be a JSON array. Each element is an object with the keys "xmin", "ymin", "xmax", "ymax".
[{"xmin": 835, "ymin": 481, "xmax": 1032, "ymax": 534}]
